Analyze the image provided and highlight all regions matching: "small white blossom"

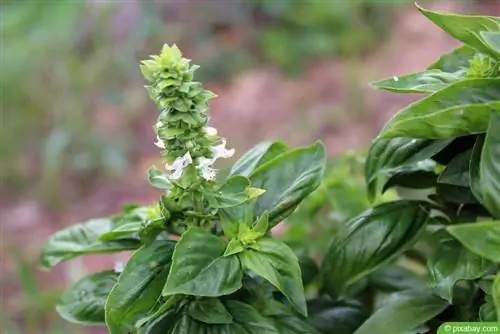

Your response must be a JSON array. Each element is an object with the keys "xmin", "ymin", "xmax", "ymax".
[
  {"xmin": 166, "ymin": 151, "xmax": 193, "ymax": 180},
  {"xmin": 393, "ymin": 76, "xmax": 399, "ymax": 82},
  {"xmin": 154, "ymin": 135, "xmax": 166, "ymax": 148},
  {"xmin": 196, "ymin": 157, "xmax": 217, "ymax": 181},
  {"xmin": 156, "ymin": 121, "xmax": 163, "ymax": 129},
  {"xmin": 210, "ymin": 139, "xmax": 235, "ymax": 162},
  {"xmin": 114, "ymin": 261, "xmax": 124, "ymax": 273},
  {"xmin": 205, "ymin": 126, "xmax": 218, "ymax": 136}
]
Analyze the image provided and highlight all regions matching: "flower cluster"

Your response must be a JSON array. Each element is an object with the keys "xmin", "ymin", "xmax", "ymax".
[{"xmin": 141, "ymin": 45, "xmax": 234, "ymax": 182}]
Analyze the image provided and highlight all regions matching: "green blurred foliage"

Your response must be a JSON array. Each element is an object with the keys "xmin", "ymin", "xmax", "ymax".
[{"xmin": 281, "ymin": 152, "xmax": 397, "ymax": 258}]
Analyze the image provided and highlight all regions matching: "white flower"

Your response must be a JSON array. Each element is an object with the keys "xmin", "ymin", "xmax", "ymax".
[
  {"xmin": 156, "ymin": 120, "xmax": 163, "ymax": 129},
  {"xmin": 114, "ymin": 261, "xmax": 124, "ymax": 273},
  {"xmin": 210, "ymin": 139, "xmax": 235, "ymax": 162},
  {"xmin": 393, "ymin": 76, "xmax": 399, "ymax": 82},
  {"xmin": 154, "ymin": 135, "xmax": 166, "ymax": 148},
  {"xmin": 166, "ymin": 151, "xmax": 193, "ymax": 180},
  {"xmin": 205, "ymin": 126, "xmax": 218, "ymax": 136},
  {"xmin": 196, "ymin": 157, "xmax": 217, "ymax": 181}
]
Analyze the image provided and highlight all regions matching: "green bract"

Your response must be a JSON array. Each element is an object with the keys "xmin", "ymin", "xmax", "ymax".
[{"xmin": 40, "ymin": 5, "xmax": 500, "ymax": 333}]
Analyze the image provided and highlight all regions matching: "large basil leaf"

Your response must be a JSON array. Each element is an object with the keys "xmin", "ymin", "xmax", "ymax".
[
  {"xmin": 105, "ymin": 240, "xmax": 176, "ymax": 334},
  {"xmin": 417, "ymin": 5, "xmax": 500, "ymax": 58},
  {"xmin": 428, "ymin": 240, "xmax": 492, "ymax": 302},
  {"xmin": 379, "ymin": 78, "xmax": 500, "ymax": 139},
  {"xmin": 147, "ymin": 166, "xmax": 172, "ymax": 190},
  {"xmin": 224, "ymin": 300, "xmax": 278, "ymax": 334},
  {"xmin": 369, "ymin": 264, "xmax": 426, "ymax": 292},
  {"xmin": 39, "ymin": 218, "xmax": 141, "ymax": 270},
  {"xmin": 479, "ymin": 111, "xmax": 500, "ymax": 218},
  {"xmin": 438, "ymin": 150, "xmax": 472, "ymax": 187},
  {"xmin": 481, "ymin": 31, "xmax": 500, "ymax": 55},
  {"xmin": 382, "ymin": 161, "xmax": 437, "ymax": 193},
  {"xmin": 494, "ymin": 274, "xmax": 500, "ymax": 320},
  {"xmin": 229, "ymin": 141, "xmax": 288, "ymax": 178},
  {"xmin": 239, "ymin": 238, "xmax": 307, "ymax": 316},
  {"xmin": 56, "ymin": 270, "xmax": 118, "ymax": 325},
  {"xmin": 321, "ymin": 201, "xmax": 429, "ymax": 297},
  {"xmin": 447, "ymin": 221, "xmax": 500, "ymax": 262},
  {"xmin": 371, "ymin": 70, "xmax": 462, "ymax": 94},
  {"xmin": 249, "ymin": 142, "xmax": 326, "ymax": 227},
  {"xmin": 188, "ymin": 298, "xmax": 232, "ymax": 325},
  {"xmin": 365, "ymin": 138, "xmax": 451, "ymax": 200},
  {"xmin": 354, "ymin": 290, "xmax": 448, "ymax": 334},
  {"xmin": 212, "ymin": 176, "xmax": 264, "ymax": 208},
  {"xmin": 307, "ymin": 298, "xmax": 368, "ymax": 334},
  {"xmin": 470, "ymin": 135, "xmax": 486, "ymax": 204},
  {"xmin": 428, "ymin": 45, "xmax": 477, "ymax": 72},
  {"xmin": 163, "ymin": 227, "xmax": 242, "ymax": 297}
]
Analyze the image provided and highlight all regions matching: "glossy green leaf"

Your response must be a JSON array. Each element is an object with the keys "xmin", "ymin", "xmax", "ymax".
[
  {"xmin": 138, "ymin": 310, "xmax": 177, "ymax": 334},
  {"xmin": 428, "ymin": 45, "xmax": 477, "ymax": 72},
  {"xmin": 447, "ymin": 221, "xmax": 500, "ymax": 262},
  {"xmin": 417, "ymin": 5, "xmax": 500, "ymax": 58},
  {"xmin": 493, "ymin": 274, "xmax": 500, "ymax": 321},
  {"xmin": 298, "ymin": 255, "xmax": 319, "ymax": 287},
  {"xmin": 99, "ymin": 222, "xmax": 142, "ymax": 242},
  {"xmin": 481, "ymin": 31, "xmax": 500, "ymax": 55},
  {"xmin": 371, "ymin": 70, "xmax": 462, "ymax": 94},
  {"xmin": 479, "ymin": 299, "xmax": 498, "ymax": 322},
  {"xmin": 163, "ymin": 227, "xmax": 242, "ymax": 297},
  {"xmin": 369, "ymin": 264, "xmax": 426, "ymax": 292},
  {"xmin": 365, "ymin": 138, "xmax": 451, "ymax": 200},
  {"xmin": 307, "ymin": 298, "xmax": 368, "ymax": 334},
  {"xmin": 224, "ymin": 300, "xmax": 278, "ymax": 334},
  {"xmin": 480, "ymin": 111, "xmax": 500, "ymax": 218},
  {"xmin": 147, "ymin": 166, "xmax": 172, "ymax": 190},
  {"xmin": 354, "ymin": 290, "xmax": 448, "ymax": 334},
  {"xmin": 272, "ymin": 314, "xmax": 319, "ymax": 334},
  {"xmin": 379, "ymin": 78, "xmax": 500, "ymax": 139},
  {"xmin": 438, "ymin": 149, "xmax": 472, "ymax": 187},
  {"xmin": 249, "ymin": 142, "xmax": 327, "ymax": 226},
  {"xmin": 470, "ymin": 135, "xmax": 486, "ymax": 204},
  {"xmin": 428, "ymin": 240, "xmax": 492, "ymax": 302},
  {"xmin": 188, "ymin": 298, "xmax": 233, "ymax": 324},
  {"xmin": 57, "ymin": 270, "xmax": 118, "ymax": 325},
  {"xmin": 382, "ymin": 161, "xmax": 437, "ymax": 193},
  {"xmin": 229, "ymin": 141, "xmax": 288, "ymax": 178},
  {"xmin": 321, "ymin": 201, "xmax": 429, "ymax": 296},
  {"xmin": 105, "ymin": 241, "xmax": 176, "ymax": 334},
  {"xmin": 239, "ymin": 237, "xmax": 307, "ymax": 316},
  {"xmin": 224, "ymin": 239, "xmax": 245, "ymax": 257},
  {"xmin": 213, "ymin": 176, "xmax": 265, "ymax": 208},
  {"xmin": 39, "ymin": 218, "xmax": 141, "ymax": 270}
]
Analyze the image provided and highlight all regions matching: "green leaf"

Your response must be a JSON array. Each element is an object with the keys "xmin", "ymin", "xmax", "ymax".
[
  {"xmin": 479, "ymin": 299, "xmax": 498, "ymax": 321},
  {"xmin": 99, "ymin": 222, "xmax": 142, "ymax": 241},
  {"xmin": 417, "ymin": 4, "xmax": 500, "ymax": 58},
  {"xmin": 57, "ymin": 270, "xmax": 118, "ymax": 325},
  {"xmin": 379, "ymin": 78, "xmax": 500, "ymax": 139},
  {"xmin": 428, "ymin": 240, "xmax": 492, "ymax": 302},
  {"xmin": 137, "ymin": 310, "xmax": 177, "ymax": 334},
  {"xmin": 188, "ymin": 298, "xmax": 233, "ymax": 325},
  {"xmin": 252, "ymin": 211, "xmax": 269, "ymax": 234},
  {"xmin": 298, "ymin": 255, "xmax": 319, "ymax": 287},
  {"xmin": 105, "ymin": 241, "xmax": 176, "ymax": 334},
  {"xmin": 369, "ymin": 264, "xmax": 426, "ymax": 292},
  {"xmin": 365, "ymin": 138, "xmax": 451, "ymax": 200},
  {"xmin": 249, "ymin": 142, "xmax": 326, "ymax": 227},
  {"xmin": 382, "ymin": 161, "xmax": 437, "ymax": 193},
  {"xmin": 239, "ymin": 238, "xmax": 307, "ymax": 316},
  {"xmin": 39, "ymin": 218, "xmax": 141, "ymax": 270},
  {"xmin": 479, "ymin": 111, "xmax": 500, "ymax": 218},
  {"xmin": 224, "ymin": 239, "xmax": 245, "ymax": 257},
  {"xmin": 224, "ymin": 300, "xmax": 278, "ymax": 334},
  {"xmin": 438, "ymin": 149, "xmax": 472, "ymax": 187},
  {"xmin": 147, "ymin": 166, "xmax": 172, "ymax": 190},
  {"xmin": 354, "ymin": 289, "xmax": 448, "ymax": 334},
  {"xmin": 307, "ymin": 299, "xmax": 368, "ymax": 334},
  {"xmin": 163, "ymin": 227, "xmax": 242, "ymax": 297},
  {"xmin": 428, "ymin": 45, "xmax": 477, "ymax": 72},
  {"xmin": 481, "ymin": 31, "xmax": 500, "ymax": 55},
  {"xmin": 447, "ymin": 221, "xmax": 500, "ymax": 262},
  {"xmin": 371, "ymin": 70, "xmax": 463, "ymax": 94},
  {"xmin": 470, "ymin": 135, "xmax": 486, "ymax": 204},
  {"xmin": 321, "ymin": 201, "xmax": 429, "ymax": 297},
  {"xmin": 213, "ymin": 176, "xmax": 264, "ymax": 208},
  {"xmin": 494, "ymin": 274, "xmax": 500, "ymax": 320},
  {"xmin": 229, "ymin": 141, "xmax": 288, "ymax": 178}
]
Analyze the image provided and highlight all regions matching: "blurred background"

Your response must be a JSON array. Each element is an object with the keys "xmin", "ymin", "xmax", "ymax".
[{"xmin": 1, "ymin": 0, "xmax": 499, "ymax": 333}]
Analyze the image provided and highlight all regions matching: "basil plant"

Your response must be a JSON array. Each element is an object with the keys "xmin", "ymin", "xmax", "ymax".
[{"xmin": 40, "ymin": 5, "xmax": 500, "ymax": 334}]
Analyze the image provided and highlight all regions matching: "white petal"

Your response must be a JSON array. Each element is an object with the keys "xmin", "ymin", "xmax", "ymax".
[
  {"xmin": 154, "ymin": 135, "xmax": 165, "ymax": 148},
  {"xmin": 114, "ymin": 261, "xmax": 124, "ymax": 273},
  {"xmin": 165, "ymin": 151, "xmax": 192, "ymax": 179},
  {"xmin": 156, "ymin": 120, "xmax": 163, "ymax": 129},
  {"xmin": 211, "ymin": 139, "xmax": 235, "ymax": 161},
  {"xmin": 205, "ymin": 126, "xmax": 218, "ymax": 136},
  {"xmin": 196, "ymin": 157, "xmax": 217, "ymax": 180},
  {"xmin": 393, "ymin": 76, "xmax": 399, "ymax": 82}
]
